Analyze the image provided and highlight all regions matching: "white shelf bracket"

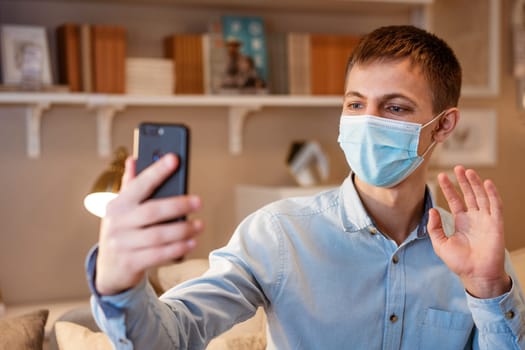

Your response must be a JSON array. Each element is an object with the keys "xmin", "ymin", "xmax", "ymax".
[
  {"xmin": 25, "ymin": 102, "xmax": 50, "ymax": 158},
  {"xmin": 89, "ymin": 103, "xmax": 125, "ymax": 158},
  {"xmin": 228, "ymin": 105, "xmax": 261, "ymax": 155}
]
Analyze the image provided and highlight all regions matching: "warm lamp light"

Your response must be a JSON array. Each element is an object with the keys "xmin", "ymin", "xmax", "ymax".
[{"xmin": 84, "ymin": 146, "xmax": 128, "ymax": 217}]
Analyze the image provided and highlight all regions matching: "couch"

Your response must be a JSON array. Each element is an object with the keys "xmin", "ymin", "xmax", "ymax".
[{"xmin": 3, "ymin": 248, "xmax": 525, "ymax": 350}]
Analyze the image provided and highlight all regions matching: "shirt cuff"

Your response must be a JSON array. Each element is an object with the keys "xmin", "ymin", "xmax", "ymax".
[
  {"xmin": 85, "ymin": 244, "xmax": 150, "ymax": 318},
  {"xmin": 467, "ymin": 278, "xmax": 524, "ymax": 335}
]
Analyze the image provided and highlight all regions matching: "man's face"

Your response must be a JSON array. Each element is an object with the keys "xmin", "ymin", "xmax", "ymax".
[{"xmin": 343, "ymin": 58, "xmax": 436, "ymax": 156}]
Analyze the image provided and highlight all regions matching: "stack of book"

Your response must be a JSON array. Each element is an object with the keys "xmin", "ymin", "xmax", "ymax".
[
  {"xmin": 126, "ymin": 58, "xmax": 173, "ymax": 95},
  {"xmin": 56, "ymin": 23, "xmax": 126, "ymax": 93}
]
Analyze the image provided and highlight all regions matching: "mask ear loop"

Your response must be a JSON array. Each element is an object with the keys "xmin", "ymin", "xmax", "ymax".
[{"xmin": 420, "ymin": 109, "xmax": 448, "ymax": 157}]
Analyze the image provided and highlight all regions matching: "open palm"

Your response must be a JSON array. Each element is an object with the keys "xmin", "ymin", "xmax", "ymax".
[{"xmin": 427, "ymin": 165, "xmax": 510, "ymax": 298}]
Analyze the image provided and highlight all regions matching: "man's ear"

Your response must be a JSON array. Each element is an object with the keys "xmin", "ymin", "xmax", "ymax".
[{"xmin": 433, "ymin": 108, "xmax": 459, "ymax": 143}]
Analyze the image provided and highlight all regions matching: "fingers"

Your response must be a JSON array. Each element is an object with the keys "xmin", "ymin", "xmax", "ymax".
[
  {"xmin": 122, "ymin": 240, "xmax": 198, "ymax": 271},
  {"xmin": 439, "ymin": 165, "xmax": 500, "ymax": 215},
  {"xmin": 118, "ymin": 154, "xmax": 179, "ymax": 205},
  {"xmin": 437, "ymin": 171, "xmax": 465, "ymax": 215},
  {"xmin": 427, "ymin": 208, "xmax": 447, "ymax": 249},
  {"xmin": 455, "ymin": 166, "xmax": 479, "ymax": 210},
  {"xmin": 115, "ymin": 219, "xmax": 203, "ymax": 251},
  {"xmin": 460, "ymin": 167, "xmax": 491, "ymax": 211},
  {"xmin": 121, "ymin": 156, "xmax": 136, "ymax": 190},
  {"xmin": 484, "ymin": 179, "xmax": 503, "ymax": 219},
  {"xmin": 115, "ymin": 195, "xmax": 201, "ymax": 228}
]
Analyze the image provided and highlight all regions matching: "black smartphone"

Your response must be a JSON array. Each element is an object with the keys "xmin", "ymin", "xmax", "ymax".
[{"xmin": 134, "ymin": 122, "xmax": 190, "ymax": 200}]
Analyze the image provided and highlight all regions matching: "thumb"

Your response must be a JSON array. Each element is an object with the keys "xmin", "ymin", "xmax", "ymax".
[
  {"xmin": 427, "ymin": 208, "xmax": 448, "ymax": 250},
  {"xmin": 121, "ymin": 156, "xmax": 136, "ymax": 190}
]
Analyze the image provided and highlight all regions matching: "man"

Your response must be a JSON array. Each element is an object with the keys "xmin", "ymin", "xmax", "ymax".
[{"xmin": 87, "ymin": 25, "xmax": 525, "ymax": 349}]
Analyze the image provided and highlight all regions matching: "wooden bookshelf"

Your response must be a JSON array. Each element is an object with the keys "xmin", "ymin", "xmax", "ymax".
[{"xmin": 0, "ymin": 0, "xmax": 432, "ymax": 158}]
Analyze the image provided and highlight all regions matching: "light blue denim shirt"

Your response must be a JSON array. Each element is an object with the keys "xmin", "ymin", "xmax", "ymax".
[{"xmin": 86, "ymin": 176, "xmax": 525, "ymax": 349}]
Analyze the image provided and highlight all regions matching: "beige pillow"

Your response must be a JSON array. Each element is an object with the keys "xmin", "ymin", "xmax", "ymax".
[
  {"xmin": 55, "ymin": 321, "xmax": 112, "ymax": 350},
  {"xmin": 0, "ymin": 309, "xmax": 49, "ymax": 350},
  {"xmin": 154, "ymin": 258, "xmax": 210, "ymax": 292},
  {"xmin": 207, "ymin": 333, "xmax": 266, "ymax": 350}
]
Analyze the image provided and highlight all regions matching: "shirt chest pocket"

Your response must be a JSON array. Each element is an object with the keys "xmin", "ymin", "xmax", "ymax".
[{"xmin": 418, "ymin": 308, "xmax": 474, "ymax": 350}]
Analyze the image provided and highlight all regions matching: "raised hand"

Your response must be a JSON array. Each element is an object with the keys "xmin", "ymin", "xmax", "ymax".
[
  {"xmin": 427, "ymin": 165, "xmax": 511, "ymax": 298},
  {"xmin": 95, "ymin": 154, "xmax": 204, "ymax": 296}
]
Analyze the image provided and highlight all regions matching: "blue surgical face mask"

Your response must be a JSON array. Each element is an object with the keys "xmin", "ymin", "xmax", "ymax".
[{"xmin": 337, "ymin": 111, "xmax": 445, "ymax": 188}]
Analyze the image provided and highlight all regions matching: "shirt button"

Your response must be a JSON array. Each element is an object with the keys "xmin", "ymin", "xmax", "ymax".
[
  {"xmin": 389, "ymin": 314, "xmax": 398, "ymax": 323},
  {"xmin": 119, "ymin": 338, "xmax": 129, "ymax": 344},
  {"xmin": 392, "ymin": 255, "xmax": 399, "ymax": 264},
  {"xmin": 369, "ymin": 227, "xmax": 377, "ymax": 235},
  {"xmin": 505, "ymin": 310, "xmax": 515, "ymax": 319}
]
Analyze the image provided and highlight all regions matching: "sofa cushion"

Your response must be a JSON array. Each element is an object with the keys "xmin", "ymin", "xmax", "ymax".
[
  {"xmin": 207, "ymin": 332, "xmax": 266, "ymax": 350},
  {"xmin": 154, "ymin": 258, "xmax": 210, "ymax": 292},
  {"xmin": 0, "ymin": 309, "xmax": 49, "ymax": 350},
  {"xmin": 55, "ymin": 321, "xmax": 112, "ymax": 350}
]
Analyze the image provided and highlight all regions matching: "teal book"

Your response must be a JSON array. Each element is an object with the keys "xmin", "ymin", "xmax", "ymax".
[{"xmin": 220, "ymin": 15, "xmax": 268, "ymax": 94}]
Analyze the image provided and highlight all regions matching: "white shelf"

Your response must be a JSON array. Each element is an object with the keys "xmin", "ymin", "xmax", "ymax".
[{"xmin": 0, "ymin": 93, "xmax": 342, "ymax": 158}]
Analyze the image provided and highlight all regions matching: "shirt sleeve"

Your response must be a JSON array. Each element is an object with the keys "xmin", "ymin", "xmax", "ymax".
[
  {"xmin": 86, "ymin": 245, "xmax": 176, "ymax": 350},
  {"xmin": 467, "ymin": 255, "xmax": 525, "ymax": 350},
  {"xmin": 84, "ymin": 209, "xmax": 280, "ymax": 350}
]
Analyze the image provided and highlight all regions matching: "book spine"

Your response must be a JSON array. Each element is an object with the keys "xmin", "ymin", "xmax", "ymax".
[
  {"xmin": 167, "ymin": 34, "xmax": 205, "ymax": 94},
  {"xmin": 267, "ymin": 32, "xmax": 289, "ymax": 95},
  {"xmin": 114, "ymin": 26, "xmax": 127, "ymax": 94},
  {"xmin": 310, "ymin": 34, "xmax": 360, "ymax": 95},
  {"xmin": 80, "ymin": 24, "xmax": 92, "ymax": 92},
  {"xmin": 91, "ymin": 25, "xmax": 104, "ymax": 93},
  {"xmin": 56, "ymin": 23, "xmax": 82, "ymax": 92},
  {"xmin": 288, "ymin": 32, "xmax": 311, "ymax": 95},
  {"xmin": 164, "ymin": 36, "xmax": 177, "ymax": 94}
]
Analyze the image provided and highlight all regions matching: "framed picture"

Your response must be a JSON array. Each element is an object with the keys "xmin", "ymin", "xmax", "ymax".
[
  {"xmin": 431, "ymin": 109, "xmax": 497, "ymax": 167},
  {"xmin": 0, "ymin": 25, "xmax": 52, "ymax": 87},
  {"xmin": 432, "ymin": 0, "xmax": 500, "ymax": 97}
]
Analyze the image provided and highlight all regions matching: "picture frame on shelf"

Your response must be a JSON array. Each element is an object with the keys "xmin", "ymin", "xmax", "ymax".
[
  {"xmin": 0, "ymin": 25, "xmax": 52, "ymax": 89},
  {"xmin": 432, "ymin": 0, "xmax": 500, "ymax": 97},
  {"xmin": 431, "ymin": 109, "xmax": 497, "ymax": 167}
]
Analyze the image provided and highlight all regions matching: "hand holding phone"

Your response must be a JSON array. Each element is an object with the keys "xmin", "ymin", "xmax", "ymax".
[{"xmin": 134, "ymin": 122, "xmax": 190, "ymax": 200}]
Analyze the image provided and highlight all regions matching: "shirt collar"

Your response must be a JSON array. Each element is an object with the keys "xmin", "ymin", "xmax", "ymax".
[{"xmin": 339, "ymin": 173, "xmax": 436, "ymax": 238}]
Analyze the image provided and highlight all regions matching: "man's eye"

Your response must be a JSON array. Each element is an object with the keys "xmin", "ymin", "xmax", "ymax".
[
  {"xmin": 347, "ymin": 102, "xmax": 362, "ymax": 110},
  {"xmin": 387, "ymin": 105, "xmax": 405, "ymax": 113}
]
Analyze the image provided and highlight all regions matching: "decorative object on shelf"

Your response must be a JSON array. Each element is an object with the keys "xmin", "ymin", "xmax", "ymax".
[
  {"xmin": 84, "ymin": 146, "xmax": 127, "ymax": 217},
  {"xmin": 431, "ymin": 109, "xmax": 497, "ymax": 167},
  {"xmin": 0, "ymin": 24, "xmax": 52, "ymax": 90},
  {"xmin": 219, "ymin": 15, "xmax": 268, "ymax": 94},
  {"xmin": 286, "ymin": 140, "xmax": 329, "ymax": 187}
]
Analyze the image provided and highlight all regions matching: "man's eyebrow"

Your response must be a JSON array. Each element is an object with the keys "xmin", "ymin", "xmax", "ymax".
[
  {"xmin": 344, "ymin": 91, "xmax": 364, "ymax": 98},
  {"xmin": 344, "ymin": 91, "xmax": 417, "ymax": 105}
]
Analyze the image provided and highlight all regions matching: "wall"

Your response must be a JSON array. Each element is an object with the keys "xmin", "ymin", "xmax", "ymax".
[{"xmin": 0, "ymin": 0, "xmax": 523, "ymax": 305}]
